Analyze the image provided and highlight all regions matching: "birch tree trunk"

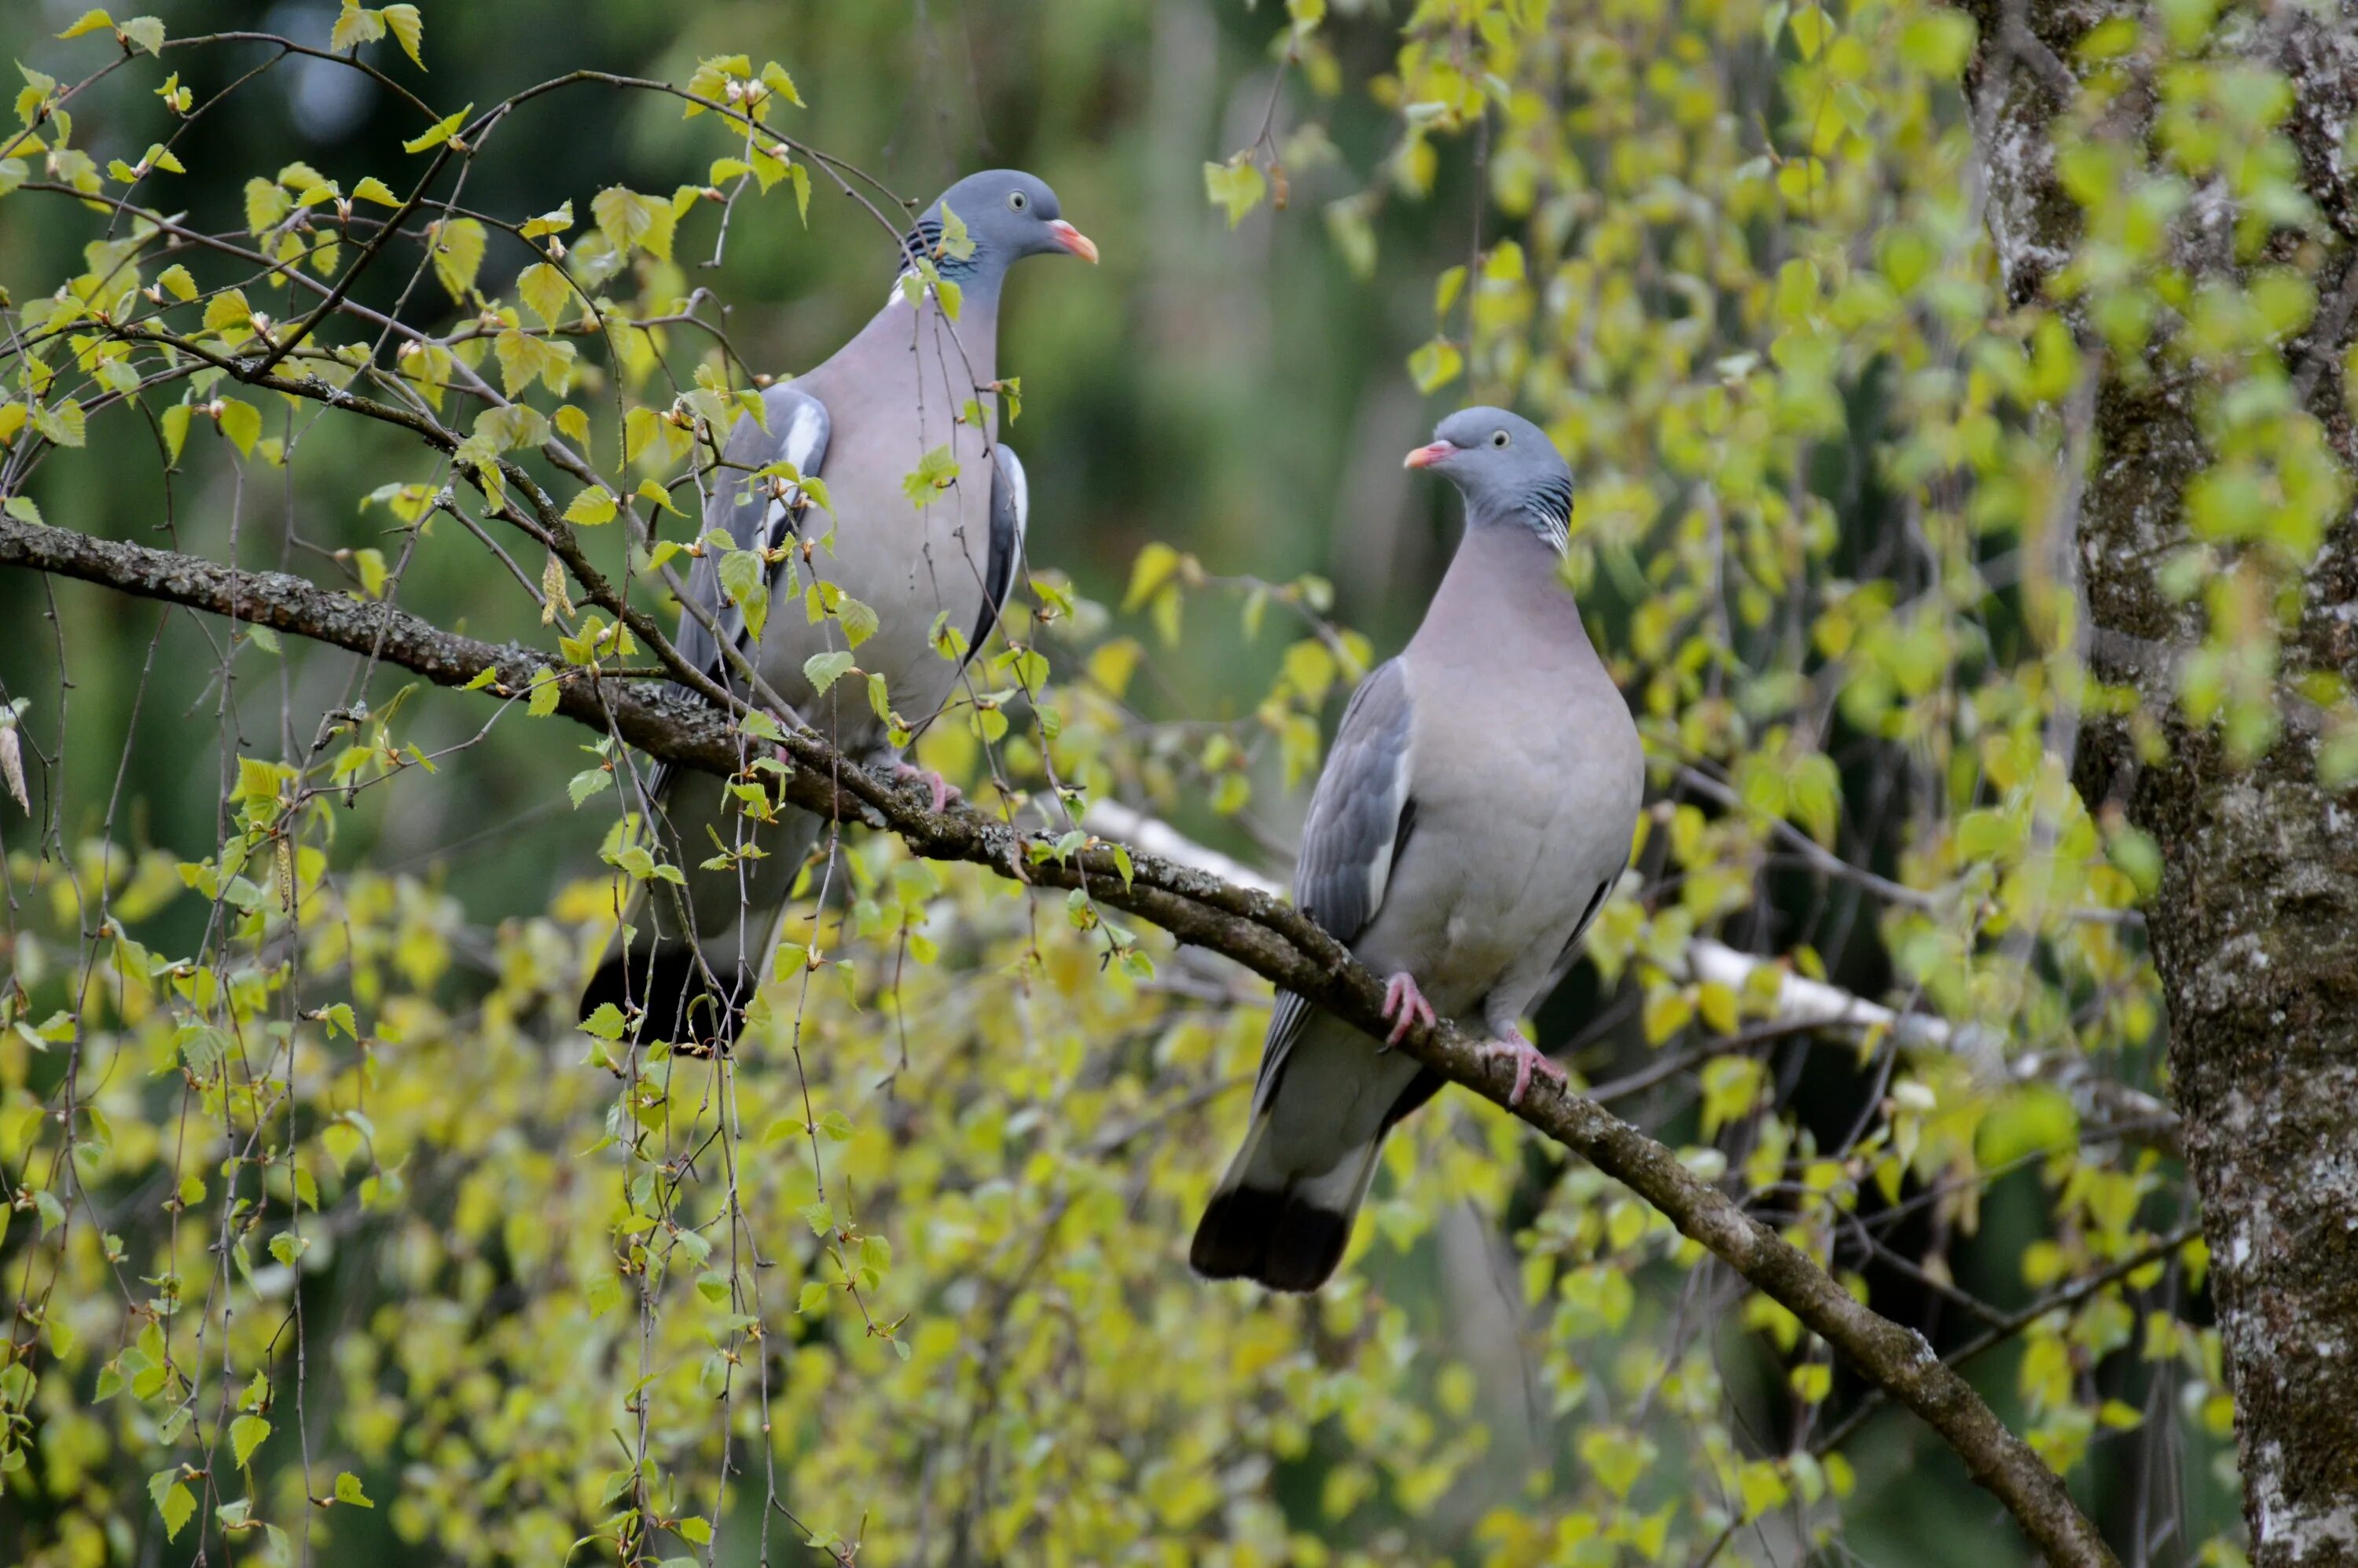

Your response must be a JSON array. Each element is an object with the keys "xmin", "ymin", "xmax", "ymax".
[{"xmin": 1963, "ymin": 4, "xmax": 2358, "ymax": 1559}]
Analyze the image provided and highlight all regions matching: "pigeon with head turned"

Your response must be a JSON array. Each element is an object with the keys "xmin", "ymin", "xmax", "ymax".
[
  {"xmin": 582, "ymin": 170, "xmax": 1099, "ymax": 1048},
  {"xmin": 1192, "ymin": 406, "xmax": 1643, "ymax": 1293}
]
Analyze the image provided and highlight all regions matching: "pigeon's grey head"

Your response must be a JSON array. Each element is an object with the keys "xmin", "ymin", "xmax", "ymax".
[
  {"xmin": 903, "ymin": 170, "xmax": 1098, "ymax": 281},
  {"xmin": 1405, "ymin": 406, "xmax": 1574, "ymax": 553}
]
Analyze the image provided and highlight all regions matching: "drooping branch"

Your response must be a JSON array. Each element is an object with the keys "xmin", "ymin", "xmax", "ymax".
[{"xmin": 0, "ymin": 512, "xmax": 2116, "ymax": 1566}]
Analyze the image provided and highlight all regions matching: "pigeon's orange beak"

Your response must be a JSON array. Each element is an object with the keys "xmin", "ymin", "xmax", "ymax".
[
  {"xmin": 1403, "ymin": 440, "xmax": 1457, "ymax": 469},
  {"xmin": 1049, "ymin": 220, "xmax": 1100, "ymax": 263}
]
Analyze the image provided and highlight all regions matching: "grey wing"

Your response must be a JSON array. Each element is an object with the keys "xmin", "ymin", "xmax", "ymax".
[
  {"xmin": 648, "ymin": 387, "xmax": 829, "ymax": 802},
  {"xmin": 673, "ymin": 387, "xmax": 831, "ymax": 690},
  {"xmin": 1252, "ymin": 658, "xmax": 1416, "ymax": 1109},
  {"xmin": 1534, "ymin": 850, "xmax": 1628, "ymax": 996},
  {"xmin": 964, "ymin": 442, "xmax": 1027, "ymax": 659}
]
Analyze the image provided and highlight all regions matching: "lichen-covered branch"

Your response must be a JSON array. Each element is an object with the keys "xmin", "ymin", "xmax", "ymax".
[{"xmin": 0, "ymin": 512, "xmax": 2115, "ymax": 1566}]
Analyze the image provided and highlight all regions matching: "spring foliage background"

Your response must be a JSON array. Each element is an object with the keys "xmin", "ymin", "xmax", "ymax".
[{"xmin": 4, "ymin": 0, "xmax": 2336, "ymax": 1562}]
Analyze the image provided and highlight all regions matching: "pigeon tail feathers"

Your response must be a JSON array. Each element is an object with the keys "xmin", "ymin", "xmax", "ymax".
[
  {"xmin": 580, "ymin": 943, "xmax": 752, "ymax": 1054},
  {"xmin": 1189, "ymin": 1110, "xmax": 1383, "ymax": 1293}
]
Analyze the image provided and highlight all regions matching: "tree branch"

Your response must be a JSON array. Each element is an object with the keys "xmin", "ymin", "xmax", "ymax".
[
  {"xmin": 1088, "ymin": 803, "xmax": 2180, "ymax": 1153},
  {"xmin": 0, "ymin": 514, "xmax": 2116, "ymax": 1566}
]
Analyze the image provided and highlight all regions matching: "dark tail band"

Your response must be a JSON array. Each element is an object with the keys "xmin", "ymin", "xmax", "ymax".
[
  {"xmin": 580, "ymin": 944, "xmax": 751, "ymax": 1052},
  {"xmin": 1190, "ymin": 1184, "xmax": 1353, "ymax": 1294}
]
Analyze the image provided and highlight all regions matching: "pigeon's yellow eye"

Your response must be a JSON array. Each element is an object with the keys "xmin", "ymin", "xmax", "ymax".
[
  {"xmin": 1490, "ymin": 430, "xmax": 1509, "ymax": 447},
  {"xmin": 1008, "ymin": 190, "xmax": 1029, "ymax": 212}
]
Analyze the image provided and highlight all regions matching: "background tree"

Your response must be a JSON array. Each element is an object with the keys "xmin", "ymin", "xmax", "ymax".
[
  {"xmin": 0, "ymin": 1, "xmax": 2339, "ymax": 1565},
  {"xmin": 1952, "ymin": 2, "xmax": 2358, "ymax": 1562}
]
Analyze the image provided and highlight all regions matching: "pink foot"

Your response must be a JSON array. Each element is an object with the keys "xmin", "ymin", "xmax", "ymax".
[
  {"xmin": 892, "ymin": 761, "xmax": 960, "ymax": 814},
  {"xmin": 1380, "ymin": 971, "xmax": 1436, "ymax": 1047},
  {"xmin": 1480, "ymin": 1026, "xmax": 1566, "ymax": 1108}
]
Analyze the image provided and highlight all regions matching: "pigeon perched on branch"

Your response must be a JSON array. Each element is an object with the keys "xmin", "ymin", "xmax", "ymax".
[
  {"xmin": 1192, "ymin": 407, "xmax": 1643, "ymax": 1292},
  {"xmin": 582, "ymin": 169, "xmax": 1098, "ymax": 1047}
]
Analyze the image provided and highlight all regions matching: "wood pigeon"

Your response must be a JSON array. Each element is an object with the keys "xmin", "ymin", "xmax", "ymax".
[
  {"xmin": 582, "ymin": 169, "xmax": 1097, "ymax": 1045},
  {"xmin": 1192, "ymin": 408, "xmax": 1643, "ymax": 1293}
]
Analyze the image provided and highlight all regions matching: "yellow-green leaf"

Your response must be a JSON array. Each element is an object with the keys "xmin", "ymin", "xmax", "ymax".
[
  {"xmin": 564, "ymin": 487, "xmax": 617, "ymax": 527},
  {"xmin": 230, "ymin": 1413, "xmax": 270, "ymax": 1470},
  {"xmin": 430, "ymin": 217, "xmax": 485, "ymax": 302},
  {"xmin": 216, "ymin": 398, "xmax": 262, "ymax": 457},
  {"xmin": 591, "ymin": 186, "xmax": 678, "ymax": 263},
  {"xmin": 329, "ymin": 2, "xmax": 385, "ymax": 54},
  {"xmin": 402, "ymin": 103, "xmax": 470, "ymax": 155},
  {"xmin": 380, "ymin": 3, "xmax": 424, "ymax": 68},
  {"xmin": 516, "ymin": 261, "xmax": 571, "ymax": 328},
  {"xmin": 1203, "ymin": 157, "xmax": 1267, "ymax": 228}
]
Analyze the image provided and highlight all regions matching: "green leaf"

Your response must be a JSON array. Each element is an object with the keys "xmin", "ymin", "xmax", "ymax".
[
  {"xmin": 331, "ymin": 1471, "xmax": 374, "ymax": 1508},
  {"xmin": 1122, "ymin": 542, "xmax": 1181, "ymax": 612},
  {"xmin": 380, "ymin": 3, "xmax": 424, "ymax": 68},
  {"xmin": 204, "ymin": 288, "xmax": 254, "ymax": 335},
  {"xmin": 330, "ymin": 2, "xmax": 386, "ymax": 53},
  {"xmin": 717, "ymin": 549, "xmax": 770, "ymax": 641},
  {"xmin": 4, "ymin": 495, "xmax": 42, "ymax": 526},
  {"xmin": 564, "ymin": 487, "xmax": 617, "ymax": 526},
  {"xmin": 157, "ymin": 1479, "xmax": 196, "ymax": 1540},
  {"xmin": 527, "ymin": 666, "xmax": 560, "ymax": 718},
  {"xmin": 759, "ymin": 60, "xmax": 804, "ymax": 108},
  {"xmin": 1408, "ymin": 337, "xmax": 1464, "ymax": 393},
  {"xmin": 351, "ymin": 175, "xmax": 400, "ymax": 206},
  {"xmin": 517, "ymin": 261, "xmax": 571, "ymax": 328},
  {"xmin": 402, "ymin": 103, "xmax": 470, "ymax": 155},
  {"xmin": 32, "ymin": 400, "xmax": 87, "ymax": 450},
  {"xmin": 936, "ymin": 200, "xmax": 975, "ymax": 262},
  {"xmin": 244, "ymin": 176, "xmax": 290, "ymax": 236},
  {"xmin": 230, "ymin": 1413, "xmax": 270, "ymax": 1470},
  {"xmin": 591, "ymin": 186, "xmax": 678, "ymax": 263},
  {"xmin": 835, "ymin": 594, "xmax": 879, "ymax": 649},
  {"xmin": 520, "ymin": 200, "xmax": 575, "ymax": 240},
  {"xmin": 159, "ymin": 403, "xmax": 191, "ymax": 464},
  {"xmin": 430, "ymin": 217, "xmax": 486, "ymax": 302},
  {"xmin": 1203, "ymin": 156, "xmax": 1268, "ymax": 228},
  {"xmin": 899, "ymin": 445, "xmax": 961, "ymax": 505},
  {"xmin": 803, "ymin": 651, "xmax": 855, "ymax": 694},
  {"xmin": 57, "ymin": 9, "xmax": 116, "ymax": 39},
  {"xmin": 1976, "ymin": 1083, "xmax": 2080, "ymax": 1169},
  {"xmin": 217, "ymin": 399, "xmax": 262, "ymax": 458},
  {"xmin": 568, "ymin": 767, "xmax": 613, "ymax": 807},
  {"xmin": 582, "ymin": 1002, "xmax": 626, "ymax": 1041},
  {"xmin": 495, "ymin": 330, "xmax": 574, "ymax": 398}
]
